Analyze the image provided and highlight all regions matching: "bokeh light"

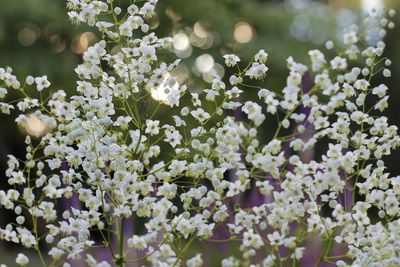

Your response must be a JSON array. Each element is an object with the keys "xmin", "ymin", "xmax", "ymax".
[
  {"xmin": 71, "ymin": 31, "xmax": 98, "ymax": 54},
  {"xmin": 49, "ymin": 34, "xmax": 67, "ymax": 53},
  {"xmin": 234, "ymin": 21, "xmax": 254, "ymax": 43},
  {"xmin": 193, "ymin": 22, "xmax": 208, "ymax": 38},
  {"xmin": 361, "ymin": 0, "xmax": 383, "ymax": 12},
  {"xmin": 151, "ymin": 73, "xmax": 179, "ymax": 105},
  {"xmin": 22, "ymin": 115, "xmax": 47, "ymax": 137},
  {"xmin": 18, "ymin": 24, "xmax": 40, "ymax": 46},
  {"xmin": 202, "ymin": 63, "xmax": 225, "ymax": 83},
  {"xmin": 173, "ymin": 32, "xmax": 190, "ymax": 51},
  {"xmin": 195, "ymin": 54, "xmax": 214, "ymax": 73}
]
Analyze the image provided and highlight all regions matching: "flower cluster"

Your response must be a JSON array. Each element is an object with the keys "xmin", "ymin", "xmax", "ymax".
[{"xmin": 0, "ymin": 1, "xmax": 399, "ymax": 267}]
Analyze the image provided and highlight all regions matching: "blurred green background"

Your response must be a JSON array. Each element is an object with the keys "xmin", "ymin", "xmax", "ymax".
[{"xmin": 0, "ymin": 0, "xmax": 399, "ymax": 265}]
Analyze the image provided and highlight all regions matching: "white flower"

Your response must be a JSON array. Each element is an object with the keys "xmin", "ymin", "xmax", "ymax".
[
  {"xmin": 372, "ymin": 84, "xmax": 388, "ymax": 98},
  {"xmin": 140, "ymin": 44, "xmax": 157, "ymax": 61},
  {"xmin": 164, "ymin": 129, "xmax": 182, "ymax": 147},
  {"xmin": 330, "ymin": 56, "xmax": 347, "ymax": 70},
  {"xmin": 145, "ymin": 120, "xmax": 160, "ymax": 135},
  {"xmin": 16, "ymin": 216, "xmax": 25, "ymax": 225},
  {"xmin": 343, "ymin": 31, "xmax": 358, "ymax": 45},
  {"xmin": 243, "ymin": 230, "xmax": 264, "ymax": 249},
  {"xmin": 245, "ymin": 62, "xmax": 268, "ymax": 80},
  {"xmin": 0, "ymin": 87, "xmax": 7, "ymax": 99},
  {"xmin": 291, "ymin": 247, "xmax": 305, "ymax": 260},
  {"xmin": 308, "ymin": 50, "xmax": 326, "ymax": 71},
  {"xmin": 374, "ymin": 96, "xmax": 389, "ymax": 111},
  {"xmin": 127, "ymin": 235, "xmax": 147, "ymax": 250},
  {"xmin": 203, "ymin": 89, "xmax": 219, "ymax": 101},
  {"xmin": 0, "ymin": 3, "xmax": 398, "ymax": 267},
  {"xmin": 190, "ymin": 108, "xmax": 210, "ymax": 123},
  {"xmin": 267, "ymin": 231, "xmax": 284, "ymax": 246},
  {"xmin": 354, "ymin": 79, "xmax": 369, "ymax": 91},
  {"xmin": 25, "ymin": 75, "xmax": 34, "ymax": 85},
  {"xmin": 242, "ymin": 101, "xmax": 265, "ymax": 126},
  {"xmin": 255, "ymin": 49, "xmax": 268, "ymax": 63},
  {"xmin": 15, "ymin": 254, "xmax": 29, "ymax": 266},
  {"xmin": 229, "ymin": 75, "xmax": 243, "ymax": 85},
  {"xmin": 212, "ymin": 79, "xmax": 226, "ymax": 91},
  {"xmin": 114, "ymin": 116, "xmax": 132, "ymax": 130},
  {"xmin": 34, "ymin": 75, "xmax": 51, "ymax": 91},
  {"xmin": 258, "ymin": 89, "xmax": 279, "ymax": 114},
  {"xmin": 173, "ymin": 115, "xmax": 186, "ymax": 127},
  {"xmin": 325, "ymin": 40, "xmax": 334, "ymax": 49},
  {"xmin": 186, "ymin": 254, "xmax": 203, "ymax": 267},
  {"xmin": 383, "ymin": 68, "xmax": 391, "ymax": 77},
  {"xmin": 223, "ymin": 54, "xmax": 240, "ymax": 67}
]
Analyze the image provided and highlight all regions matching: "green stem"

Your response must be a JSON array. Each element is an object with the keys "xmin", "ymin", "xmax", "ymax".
[
  {"xmin": 116, "ymin": 218, "xmax": 126, "ymax": 267},
  {"xmin": 314, "ymin": 235, "xmax": 334, "ymax": 267},
  {"xmin": 33, "ymin": 217, "xmax": 47, "ymax": 267},
  {"xmin": 173, "ymin": 235, "xmax": 196, "ymax": 267}
]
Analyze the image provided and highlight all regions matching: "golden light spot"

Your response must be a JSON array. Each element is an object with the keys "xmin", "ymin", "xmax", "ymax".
[
  {"xmin": 147, "ymin": 15, "xmax": 160, "ymax": 29},
  {"xmin": 234, "ymin": 21, "xmax": 254, "ymax": 43},
  {"xmin": 193, "ymin": 22, "xmax": 208, "ymax": 38},
  {"xmin": 165, "ymin": 7, "xmax": 182, "ymax": 22},
  {"xmin": 49, "ymin": 34, "xmax": 66, "ymax": 53},
  {"xmin": 23, "ymin": 115, "xmax": 47, "ymax": 137},
  {"xmin": 18, "ymin": 26, "xmax": 39, "ymax": 46},
  {"xmin": 71, "ymin": 31, "xmax": 98, "ymax": 54},
  {"xmin": 190, "ymin": 21, "xmax": 216, "ymax": 49}
]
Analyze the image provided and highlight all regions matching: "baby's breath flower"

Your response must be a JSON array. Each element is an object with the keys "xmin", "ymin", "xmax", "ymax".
[
  {"xmin": 15, "ymin": 254, "xmax": 29, "ymax": 266},
  {"xmin": 223, "ymin": 54, "xmax": 241, "ymax": 67},
  {"xmin": 34, "ymin": 75, "xmax": 51, "ymax": 91},
  {"xmin": 383, "ymin": 68, "xmax": 391, "ymax": 77},
  {"xmin": 0, "ymin": 3, "xmax": 398, "ymax": 267}
]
